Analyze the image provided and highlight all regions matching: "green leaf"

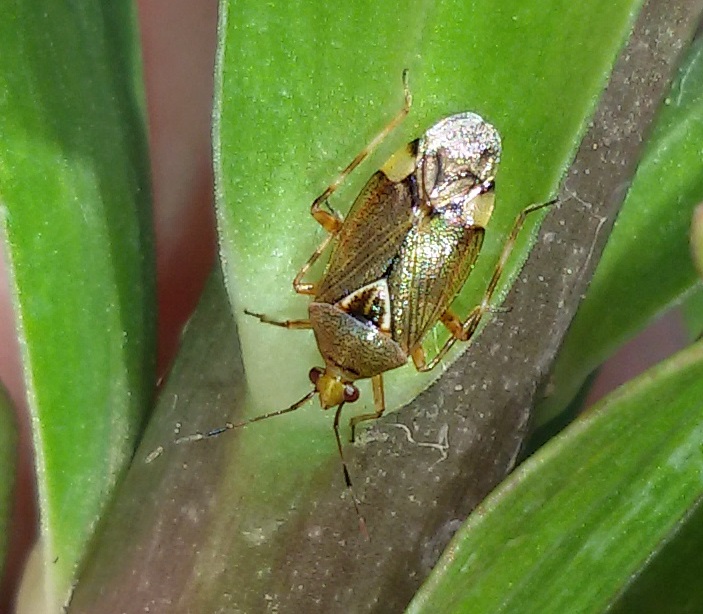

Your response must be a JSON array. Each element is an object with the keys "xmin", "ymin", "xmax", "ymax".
[
  {"xmin": 0, "ymin": 2, "xmax": 153, "ymax": 608},
  {"xmin": 206, "ymin": 0, "xmax": 642, "ymax": 609},
  {"xmin": 214, "ymin": 0, "xmax": 643, "ymax": 498},
  {"xmin": 536, "ymin": 36, "xmax": 703, "ymax": 427},
  {"xmin": 609, "ymin": 495, "xmax": 703, "ymax": 614},
  {"xmin": 407, "ymin": 338, "xmax": 703, "ymax": 614},
  {"xmin": 0, "ymin": 384, "xmax": 17, "ymax": 578},
  {"xmin": 217, "ymin": 0, "xmax": 644, "ymax": 423}
]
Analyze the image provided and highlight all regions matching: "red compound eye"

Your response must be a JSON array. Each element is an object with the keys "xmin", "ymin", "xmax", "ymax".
[
  {"xmin": 343, "ymin": 385, "xmax": 360, "ymax": 403},
  {"xmin": 309, "ymin": 367, "xmax": 323, "ymax": 385}
]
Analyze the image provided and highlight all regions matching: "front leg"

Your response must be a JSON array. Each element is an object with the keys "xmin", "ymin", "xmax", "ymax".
[
  {"xmin": 292, "ymin": 228, "xmax": 340, "ymax": 296},
  {"xmin": 295, "ymin": 71, "xmax": 413, "ymax": 296}
]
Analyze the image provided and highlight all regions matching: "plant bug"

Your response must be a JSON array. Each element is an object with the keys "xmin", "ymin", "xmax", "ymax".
[{"xmin": 178, "ymin": 72, "xmax": 554, "ymax": 534}]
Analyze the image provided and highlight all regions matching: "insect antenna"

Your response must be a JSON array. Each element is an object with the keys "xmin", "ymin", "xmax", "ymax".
[
  {"xmin": 174, "ymin": 389, "xmax": 317, "ymax": 444},
  {"xmin": 174, "ymin": 391, "xmax": 370, "ymax": 539},
  {"xmin": 332, "ymin": 403, "xmax": 369, "ymax": 540}
]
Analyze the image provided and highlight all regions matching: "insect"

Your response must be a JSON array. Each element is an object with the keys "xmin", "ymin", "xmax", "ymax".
[{"xmin": 178, "ymin": 72, "xmax": 553, "ymax": 534}]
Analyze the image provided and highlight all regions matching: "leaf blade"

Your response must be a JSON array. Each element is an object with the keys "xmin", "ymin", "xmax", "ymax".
[
  {"xmin": 536, "ymin": 36, "xmax": 703, "ymax": 427},
  {"xmin": 409, "ymin": 339, "xmax": 703, "ymax": 614},
  {"xmin": 0, "ymin": 2, "xmax": 154, "ymax": 608}
]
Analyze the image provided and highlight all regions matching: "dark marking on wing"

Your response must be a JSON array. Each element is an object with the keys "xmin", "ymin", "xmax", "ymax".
[{"xmin": 337, "ymin": 280, "xmax": 391, "ymax": 332}]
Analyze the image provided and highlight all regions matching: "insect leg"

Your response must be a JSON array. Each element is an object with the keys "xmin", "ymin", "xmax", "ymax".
[
  {"xmin": 244, "ymin": 309, "xmax": 312, "ymax": 329},
  {"xmin": 293, "ymin": 231, "xmax": 338, "ymax": 295},
  {"xmin": 349, "ymin": 375, "xmax": 386, "ymax": 443},
  {"xmin": 333, "ymin": 403, "xmax": 369, "ymax": 539},
  {"xmin": 410, "ymin": 346, "xmax": 428, "ymax": 370},
  {"xmin": 417, "ymin": 199, "xmax": 557, "ymax": 372},
  {"xmin": 310, "ymin": 71, "xmax": 412, "ymax": 225},
  {"xmin": 294, "ymin": 72, "xmax": 412, "ymax": 296}
]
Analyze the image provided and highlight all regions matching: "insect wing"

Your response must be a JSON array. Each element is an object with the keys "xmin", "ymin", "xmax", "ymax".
[
  {"xmin": 316, "ymin": 171, "xmax": 414, "ymax": 305},
  {"xmin": 389, "ymin": 216, "xmax": 484, "ymax": 351},
  {"xmin": 309, "ymin": 302, "xmax": 407, "ymax": 379}
]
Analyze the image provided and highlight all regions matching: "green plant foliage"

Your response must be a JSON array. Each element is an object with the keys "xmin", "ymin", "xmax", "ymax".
[
  {"xmin": 217, "ymin": 0, "xmax": 643, "ymax": 424},
  {"xmin": 0, "ymin": 3, "xmax": 153, "ymax": 608},
  {"xmin": 408, "ymin": 339, "xmax": 703, "ymax": 614},
  {"xmin": 207, "ymin": 0, "xmax": 643, "ymax": 609},
  {"xmin": 536, "ymin": 36, "xmax": 703, "ymax": 428}
]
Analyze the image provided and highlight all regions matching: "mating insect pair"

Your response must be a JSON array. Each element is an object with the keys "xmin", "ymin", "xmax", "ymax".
[{"xmin": 178, "ymin": 72, "xmax": 553, "ymax": 534}]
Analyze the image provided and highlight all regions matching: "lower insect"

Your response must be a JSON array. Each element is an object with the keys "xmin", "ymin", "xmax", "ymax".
[{"xmin": 177, "ymin": 72, "xmax": 555, "ymax": 536}]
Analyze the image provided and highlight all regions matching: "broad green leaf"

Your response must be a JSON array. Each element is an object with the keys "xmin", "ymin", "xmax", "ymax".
[
  {"xmin": 608, "ymin": 494, "xmax": 703, "ymax": 613},
  {"xmin": 0, "ymin": 3, "xmax": 153, "ymax": 609},
  {"xmin": 0, "ymin": 384, "xmax": 17, "ymax": 578},
  {"xmin": 408, "ymin": 338, "xmax": 703, "ymax": 614},
  {"xmin": 536, "ymin": 36, "xmax": 703, "ymax": 428},
  {"xmin": 208, "ymin": 0, "xmax": 642, "ymax": 610},
  {"xmin": 218, "ymin": 0, "xmax": 643, "ymax": 423}
]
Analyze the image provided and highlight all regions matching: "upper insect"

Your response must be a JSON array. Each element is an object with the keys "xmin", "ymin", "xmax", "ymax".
[
  {"xmin": 306, "ymin": 111, "xmax": 503, "ymax": 416},
  {"xmin": 178, "ymin": 72, "xmax": 553, "ymax": 536}
]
